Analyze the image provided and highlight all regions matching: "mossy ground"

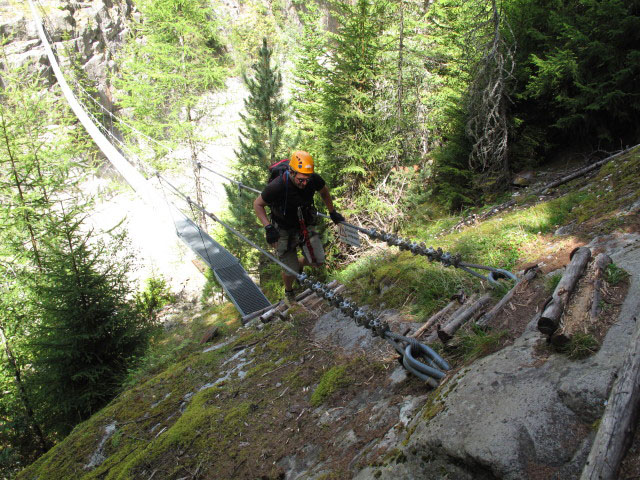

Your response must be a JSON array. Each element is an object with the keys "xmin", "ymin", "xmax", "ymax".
[{"xmin": 17, "ymin": 148, "xmax": 640, "ymax": 479}]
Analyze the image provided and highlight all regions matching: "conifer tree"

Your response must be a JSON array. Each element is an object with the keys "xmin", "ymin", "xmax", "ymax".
[
  {"xmin": 290, "ymin": 0, "xmax": 330, "ymax": 157},
  {"xmin": 0, "ymin": 63, "xmax": 152, "ymax": 463},
  {"xmin": 28, "ymin": 207, "xmax": 153, "ymax": 435},
  {"xmin": 223, "ymin": 38, "xmax": 288, "ymax": 269},
  {"xmin": 115, "ymin": 0, "xmax": 228, "ymax": 228},
  {"xmin": 314, "ymin": 0, "xmax": 399, "ymax": 194}
]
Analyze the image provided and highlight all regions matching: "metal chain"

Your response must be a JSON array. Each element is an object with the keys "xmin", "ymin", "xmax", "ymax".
[{"xmin": 156, "ymin": 172, "xmax": 450, "ymax": 385}]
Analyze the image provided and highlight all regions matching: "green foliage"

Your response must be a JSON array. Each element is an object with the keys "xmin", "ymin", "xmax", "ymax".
[
  {"xmin": 135, "ymin": 275, "xmax": 176, "ymax": 320},
  {"xmin": 604, "ymin": 263, "xmax": 628, "ymax": 286},
  {"xmin": 115, "ymin": 0, "xmax": 228, "ymax": 169},
  {"xmin": 507, "ymin": 0, "xmax": 640, "ymax": 152},
  {"xmin": 562, "ymin": 332, "xmax": 599, "ymax": 359},
  {"xmin": 317, "ymin": 0, "xmax": 399, "ymax": 190},
  {"xmin": 0, "ymin": 62, "xmax": 94, "ymax": 472},
  {"xmin": 310, "ymin": 365, "xmax": 350, "ymax": 407},
  {"xmin": 223, "ymin": 38, "xmax": 289, "ymax": 269},
  {"xmin": 450, "ymin": 325, "xmax": 509, "ymax": 363},
  {"xmin": 29, "ymin": 220, "xmax": 155, "ymax": 436}
]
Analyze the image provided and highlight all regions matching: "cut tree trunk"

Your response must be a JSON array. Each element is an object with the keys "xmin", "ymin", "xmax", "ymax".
[
  {"xmin": 590, "ymin": 253, "xmax": 612, "ymax": 321},
  {"xmin": 411, "ymin": 300, "xmax": 459, "ymax": 339},
  {"xmin": 580, "ymin": 313, "xmax": 640, "ymax": 480},
  {"xmin": 538, "ymin": 247, "xmax": 592, "ymax": 336},
  {"xmin": 242, "ymin": 303, "xmax": 277, "ymax": 324},
  {"xmin": 476, "ymin": 266, "xmax": 539, "ymax": 327},
  {"xmin": 437, "ymin": 294, "xmax": 493, "ymax": 343},
  {"xmin": 425, "ymin": 295, "xmax": 478, "ymax": 344},
  {"xmin": 260, "ymin": 302, "xmax": 287, "ymax": 323}
]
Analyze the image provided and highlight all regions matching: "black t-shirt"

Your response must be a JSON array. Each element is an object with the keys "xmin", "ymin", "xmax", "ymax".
[{"xmin": 261, "ymin": 172, "xmax": 326, "ymax": 228}]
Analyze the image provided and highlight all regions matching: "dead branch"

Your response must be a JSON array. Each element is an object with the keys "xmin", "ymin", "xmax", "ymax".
[
  {"xmin": 542, "ymin": 145, "xmax": 637, "ymax": 194},
  {"xmin": 437, "ymin": 294, "xmax": 493, "ymax": 343},
  {"xmin": 412, "ymin": 291, "xmax": 466, "ymax": 339},
  {"xmin": 425, "ymin": 294, "xmax": 478, "ymax": 343}
]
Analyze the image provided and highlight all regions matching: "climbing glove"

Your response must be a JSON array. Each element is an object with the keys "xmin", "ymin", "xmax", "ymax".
[
  {"xmin": 329, "ymin": 210, "xmax": 345, "ymax": 224},
  {"xmin": 265, "ymin": 224, "xmax": 280, "ymax": 244}
]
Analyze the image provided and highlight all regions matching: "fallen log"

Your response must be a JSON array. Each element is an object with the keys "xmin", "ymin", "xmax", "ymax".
[
  {"xmin": 541, "ymin": 146, "xmax": 636, "ymax": 195},
  {"xmin": 437, "ymin": 294, "xmax": 493, "ymax": 343},
  {"xmin": 580, "ymin": 314, "xmax": 640, "ymax": 480},
  {"xmin": 412, "ymin": 301, "xmax": 458, "ymax": 339},
  {"xmin": 425, "ymin": 295, "xmax": 479, "ymax": 343},
  {"xmin": 476, "ymin": 266, "xmax": 539, "ymax": 328},
  {"xmin": 538, "ymin": 247, "xmax": 592, "ymax": 336},
  {"xmin": 242, "ymin": 303, "xmax": 277, "ymax": 324},
  {"xmin": 411, "ymin": 291, "xmax": 467, "ymax": 339},
  {"xmin": 303, "ymin": 295, "xmax": 326, "ymax": 311},
  {"xmin": 295, "ymin": 288, "xmax": 313, "ymax": 302},
  {"xmin": 260, "ymin": 302, "xmax": 287, "ymax": 323},
  {"xmin": 590, "ymin": 253, "xmax": 612, "ymax": 321}
]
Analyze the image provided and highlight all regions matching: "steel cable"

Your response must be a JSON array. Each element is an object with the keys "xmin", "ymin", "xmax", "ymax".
[{"xmin": 155, "ymin": 172, "xmax": 450, "ymax": 384}]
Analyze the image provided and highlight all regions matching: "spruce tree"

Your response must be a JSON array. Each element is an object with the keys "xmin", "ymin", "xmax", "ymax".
[
  {"xmin": 317, "ymin": 0, "xmax": 398, "ymax": 194},
  {"xmin": 28, "ymin": 208, "xmax": 153, "ymax": 435},
  {"xmin": 223, "ymin": 38, "xmax": 288, "ymax": 269}
]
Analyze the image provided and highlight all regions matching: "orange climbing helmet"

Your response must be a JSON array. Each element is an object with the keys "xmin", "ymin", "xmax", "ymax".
[{"xmin": 289, "ymin": 150, "xmax": 314, "ymax": 174}]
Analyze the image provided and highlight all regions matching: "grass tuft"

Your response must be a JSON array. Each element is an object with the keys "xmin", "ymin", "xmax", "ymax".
[
  {"xmin": 310, "ymin": 366, "xmax": 350, "ymax": 407},
  {"xmin": 450, "ymin": 325, "xmax": 509, "ymax": 362},
  {"xmin": 605, "ymin": 263, "xmax": 628, "ymax": 286},
  {"xmin": 563, "ymin": 332, "xmax": 599, "ymax": 359}
]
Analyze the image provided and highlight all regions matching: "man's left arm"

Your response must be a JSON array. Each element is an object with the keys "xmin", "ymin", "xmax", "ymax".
[{"xmin": 318, "ymin": 186, "xmax": 345, "ymax": 224}]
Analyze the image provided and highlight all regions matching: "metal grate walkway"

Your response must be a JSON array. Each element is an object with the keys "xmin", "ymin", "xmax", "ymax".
[{"xmin": 175, "ymin": 214, "xmax": 271, "ymax": 315}]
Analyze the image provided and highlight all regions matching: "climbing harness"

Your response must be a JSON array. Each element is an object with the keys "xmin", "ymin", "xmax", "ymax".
[
  {"xmin": 297, "ymin": 206, "xmax": 317, "ymax": 265},
  {"xmin": 156, "ymin": 172, "xmax": 450, "ymax": 386}
]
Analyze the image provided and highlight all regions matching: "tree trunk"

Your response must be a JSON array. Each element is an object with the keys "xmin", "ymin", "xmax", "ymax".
[
  {"xmin": 538, "ymin": 247, "xmax": 592, "ymax": 336},
  {"xmin": 425, "ymin": 294, "xmax": 478, "ymax": 343},
  {"xmin": 590, "ymin": 253, "xmax": 612, "ymax": 321},
  {"xmin": 580, "ymin": 315, "xmax": 640, "ymax": 480},
  {"xmin": 477, "ymin": 266, "xmax": 539, "ymax": 327},
  {"xmin": 437, "ymin": 294, "xmax": 493, "ymax": 343},
  {"xmin": 0, "ymin": 324, "xmax": 49, "ymax": 453},
  {"xmin": 412, "ymin": 297, "xmax": 463, "ymax": 339}
]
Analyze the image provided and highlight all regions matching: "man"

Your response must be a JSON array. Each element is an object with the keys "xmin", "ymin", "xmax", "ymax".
[{"xmin": 253, "ymin": 150, "xmax": 344, "ymax": 305}]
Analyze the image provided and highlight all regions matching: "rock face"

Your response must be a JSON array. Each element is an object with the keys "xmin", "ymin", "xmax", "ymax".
[
  {"xmin": 0, "ymin": 0, "xmax": 133, "ymax": 107},
  {"xmin": 355, "ymin": 233, "xmax": 640, "ymax": 479}
]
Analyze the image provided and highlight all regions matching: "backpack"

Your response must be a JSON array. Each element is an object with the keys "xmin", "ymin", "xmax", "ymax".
[{"xmin": 268, "ymin": 158, "xmax": 289, "ymax": 183}]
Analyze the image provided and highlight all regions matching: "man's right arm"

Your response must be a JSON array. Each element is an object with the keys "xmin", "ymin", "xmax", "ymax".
[{"xmin": 253, "ymin": 195, "xmax": 271, "ymax": 227}]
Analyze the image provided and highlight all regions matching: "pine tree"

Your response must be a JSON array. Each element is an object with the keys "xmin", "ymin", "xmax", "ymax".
[
  {"xmin": 223, "ymin": 38, "xmax": 288, "ymax": 269},
  {"xmin": 319, "ymin": 0, "xmax": 397, "ymax": 191},
  {"xmin": 28, "ymin": 206, "xmax": 153, "ymax": 435}
]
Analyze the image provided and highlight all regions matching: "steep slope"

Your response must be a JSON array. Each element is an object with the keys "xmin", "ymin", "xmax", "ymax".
[{"xmin": 15, "ymin": 147, "xmax": 640, "ymax": 479}]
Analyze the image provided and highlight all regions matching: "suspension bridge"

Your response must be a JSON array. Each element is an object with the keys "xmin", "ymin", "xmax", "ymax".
[{"xmin": 27, "ymin": 0, "xmax": 519, "ymax": 383}]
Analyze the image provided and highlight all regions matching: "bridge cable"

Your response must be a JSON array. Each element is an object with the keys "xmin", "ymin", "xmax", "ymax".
[{"xmin": 155, "ymin": 172, "xmax": 450, "ymax": 385}]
